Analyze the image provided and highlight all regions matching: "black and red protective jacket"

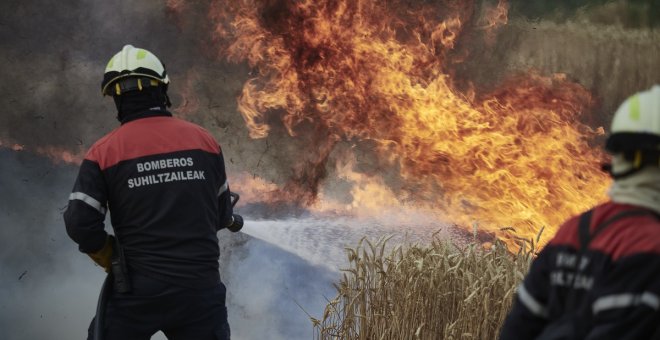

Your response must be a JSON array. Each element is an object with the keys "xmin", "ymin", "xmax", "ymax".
[
  {"xmin": 64, "ymin": 111, "xmax": 233, "ymax": 289},
  {"xmin": 500, "ymin": 201, "xmax": 660, "ymax": 339}
]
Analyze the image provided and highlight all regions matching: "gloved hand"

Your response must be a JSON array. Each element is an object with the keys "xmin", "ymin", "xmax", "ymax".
[
  {"xmin": 87, "ymin": 235, "xmax": 114, "ymax": 272},
  {"xmin": 227, "ymin": 214, "xmax": 244, "ymax": 232}
]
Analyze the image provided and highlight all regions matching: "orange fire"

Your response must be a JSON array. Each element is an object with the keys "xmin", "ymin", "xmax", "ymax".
[
  {"xmin": 0, "ymin": 138, "xmax": 24, "ymax": 151},
  {"xmin": 207, "ymin": 0, "xmax": 610, "ymax": 248},
  {"xmin": 1, "ymin": 137, "xmax": 84, "ymax": 165},
  {"xmin": 35, "ymin": 145, "xmax": 85, "ymax": 165},
  {"xmin": 479, "ymin": 0, "xmax": 509, "ymax": 44}
]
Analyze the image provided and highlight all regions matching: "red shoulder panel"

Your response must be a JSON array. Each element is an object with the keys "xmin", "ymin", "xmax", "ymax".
[
  {"xmin": 86, "ymin": 116, "xmax": 220, "ymax": 170},
  {"xmin": 592, "ymin": 213, "xmax": 660, "ymax": 260},
  {"xmin": 549, "ymin": 202, "xmax": 660, "ymax": 260},
  {"xmin": 548, "ymin": 214, "xmax": 581, "ymax": 249}
]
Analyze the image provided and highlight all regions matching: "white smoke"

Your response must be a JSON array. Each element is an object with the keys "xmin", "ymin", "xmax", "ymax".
[
  {"xmin": 0, "ymin": 150, "xmax": 334, "ymax": 340},
  {"xmin": 0, "ymin": 148, "xmax": 456, "ymax": 340}
]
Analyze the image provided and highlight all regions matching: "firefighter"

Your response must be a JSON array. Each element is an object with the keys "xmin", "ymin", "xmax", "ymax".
[
  {"xmin": 64, "ymin": 45, "xmax": 242, "ymax": 340},
  {"xmin": 499, "ymin": 85, "xmax": 660, "ymax": 339}
]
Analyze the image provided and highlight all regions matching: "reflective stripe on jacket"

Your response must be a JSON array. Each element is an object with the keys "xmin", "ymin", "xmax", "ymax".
[
  {"xmin": 500, "ymin": 201, "xmax": 660, "ymax": 340},
  {"xmin": 65, "ymin": 111, "xmax": 233, "ymax": 289}
]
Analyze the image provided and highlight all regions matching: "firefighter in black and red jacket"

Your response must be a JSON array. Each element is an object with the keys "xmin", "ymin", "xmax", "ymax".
[
  {"xmin": 64, "ymin": 45, "xmax": 242, "ymax": 340},
  {"xmin": 500, "ymin": 85, "xmax": 660, "ymax": 340}
]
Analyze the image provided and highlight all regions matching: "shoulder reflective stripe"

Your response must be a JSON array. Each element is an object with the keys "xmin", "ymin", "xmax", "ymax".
[
  {"xmin": 592, "ymin": 292, "xmax": 660, "ymax": 314},
  {"xmin": 69, "ymin": 192, "xmax": 107, "ymax": 215},
  {"xmin": 217, "ymin": 180, "xmax": 229, "ymax": 197},
  {"xmin": 517, "ymin": 284, "xmax": 549, "ymax": 318}
]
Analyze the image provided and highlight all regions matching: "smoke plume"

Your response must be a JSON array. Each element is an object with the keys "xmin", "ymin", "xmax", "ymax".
[{"xmin": 1, "ymin": 0, "xmax": 659, "ymax": 339}]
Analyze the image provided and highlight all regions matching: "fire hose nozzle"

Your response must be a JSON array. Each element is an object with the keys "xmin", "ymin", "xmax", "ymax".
[{"xmin": 228, "ymin": 214, "xmax": 244, "ymax": 232}]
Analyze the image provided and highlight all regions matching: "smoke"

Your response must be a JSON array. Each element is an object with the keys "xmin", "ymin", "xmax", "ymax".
[
  {"xmin": 1, "ymin": 0, "xmax": 657, "ymax": 196},
  {"xmin": 0, "ymin": 149, "xmax": 103, "ymax": 339},
  {"xmin": 454, "ymin": 18, "xmax": 660, "ymax": 128},
  {"xmin": 203, "ymin": 0, "xmax": 660, "ymax": 212},
  {"xmin": 0, "ymin": 149, "xmax": 345, "ymax": 340},
  {"xmin": 0, "ymin": 148, "xmax": 447, "ymax": 340},
  {"xmin": 0, "ymin": 1, "xmax": 339, "ymax": 338},
  {"xmin": 1, "ymin": 0, "xmax": 659, "ymax": 339}
]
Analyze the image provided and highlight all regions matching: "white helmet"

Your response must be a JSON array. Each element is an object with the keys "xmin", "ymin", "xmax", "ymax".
[
  {"xmin": 605, "ymin": 85, "xmax": 660, "ymax": 177},
  {"xmin": 101, "ymin": 45, "xmax": 170, "ymax": 96}
]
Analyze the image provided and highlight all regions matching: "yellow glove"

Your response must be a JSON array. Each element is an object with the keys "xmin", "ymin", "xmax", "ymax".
[{"xmin": 87, "ymin": 235, "xmax": 114, "ymax": 272}]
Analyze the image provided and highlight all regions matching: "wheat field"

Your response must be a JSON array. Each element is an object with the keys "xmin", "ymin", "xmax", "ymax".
[{"xmin": 312, "ymin": 234, "xmax": 535, "ymax": 339}]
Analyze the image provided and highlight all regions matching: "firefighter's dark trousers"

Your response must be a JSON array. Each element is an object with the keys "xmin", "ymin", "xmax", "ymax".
[{"xmin": 87, "ymin": 273, "xmax": 230, "ymax": 340}]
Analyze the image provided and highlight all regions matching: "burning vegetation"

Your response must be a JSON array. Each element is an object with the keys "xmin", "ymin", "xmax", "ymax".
[
  {"xmin": 3, "ymin": 0, "xmax": 643, "ymax": 250},
  {"xmin": 2, "ymin": 1, "xmax": 659, "ymax": 339},
  {"xmin": 206, "ymin": 0, "xmax": 609, "ymax": 248}
]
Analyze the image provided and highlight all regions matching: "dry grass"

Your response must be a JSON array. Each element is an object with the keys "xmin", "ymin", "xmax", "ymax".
[
  {"xmin": 460, "ymin": 5, "xmax": 660, "ymax": 125},
  {"xmin": 312, "ymin": 234, "xmax": 535, "ymax": 339}
]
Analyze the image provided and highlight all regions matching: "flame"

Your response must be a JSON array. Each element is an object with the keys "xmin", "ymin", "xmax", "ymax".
[
  {"xmin": 1, "ymin": 137, "xmax": 84, "ymax": 165},
  {"xmin": 34, "ymin": 145, "xmax": 85, "ymax": 165},
  {"xmin": 0, "ymin": 138, "xmax": 24, "ymax": 151},
  {"xmin": 231, "ymin": 172, "xmax": 280, "ymax": 207},
  {"xmin": 166, "ymin": 0, "xmax": 188, "ymax": 30},
  {"xmin": 205, "ymin": 0, "xmax": 610, "ymax": 248},
  {"xmin": 166, "ymin": 0, "xmax": 187, "ymax": 12},
  {"xmin": 316, "ymin": 152, "xmax": 402, "ymax": 216},
  {"xmin": 479, "ymin": 0, "xmax": 509, "ymax": 44},
  {"xmin": 336, "ymin": 161, "xmax": 400, "ymax": 214}
]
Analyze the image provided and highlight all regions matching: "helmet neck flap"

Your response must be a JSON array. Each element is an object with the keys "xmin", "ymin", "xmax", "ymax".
[{"xmin": 113, "ymin": 86, "xmax": 170, "ymax": 124}]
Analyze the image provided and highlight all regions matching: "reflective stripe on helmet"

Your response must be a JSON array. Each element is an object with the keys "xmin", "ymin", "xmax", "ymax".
[{"xmin": 629, "ymin": 94, "xmax": 641, "ymax": 121}]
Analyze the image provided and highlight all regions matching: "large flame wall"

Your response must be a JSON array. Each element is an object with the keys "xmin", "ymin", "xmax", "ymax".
[
  {"xmin": 206, "ymin": 0, "xmax": 613, "ymax": 246},
  {"xmin": 1, "ymin": 0, "xmax": 659, "ymax": 248}
]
